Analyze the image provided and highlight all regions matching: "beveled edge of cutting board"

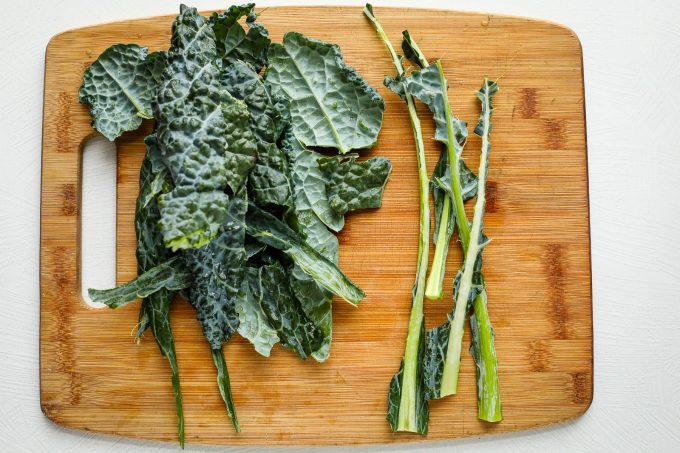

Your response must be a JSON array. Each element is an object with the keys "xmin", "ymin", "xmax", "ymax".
[{"xmin": 40, "ymin": 5, "xmax": 593, "ymax": 446}]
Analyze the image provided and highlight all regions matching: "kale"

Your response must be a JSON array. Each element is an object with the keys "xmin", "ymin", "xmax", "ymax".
[
  {"xmin": 318, "ymin": 155, "xmax": 392, "ymax": 215},
  {"xmin": 266, "ymin": 32, "xmax": 385, "ymax": 153},
  {"xmin": 245, "ymin": 202, "xmax": 365, "ymax": 305},
  {"xmin": 82, "ymin": 3, "xmax": 392, "ymax": 444},
  {"xmin": 366, "ymin": 6, "xmax": 502, "ymax": 431},
  {"xmin": 210, "ymin": 3, "xmax": 270, "ymax": 73},
  {"xmin": 221, "ymin": 60, "xmax": 292, "ymax": 207},
  {"xmin": 365, "ymin": 4, "xmax": 431, "ymax": 434},
  {"xmin": 79, "ymin": 46, "xmax": 166, "ymax": 140}
]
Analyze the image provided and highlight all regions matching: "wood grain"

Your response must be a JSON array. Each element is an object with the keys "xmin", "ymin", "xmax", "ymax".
[{"xmin": 40, "ymin": 6, "xmax": 592, "ymax": 446}]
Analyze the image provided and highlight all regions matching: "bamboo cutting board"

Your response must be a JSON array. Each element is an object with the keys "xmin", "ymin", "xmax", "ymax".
[{"xmin": 40, "ymin": 6, "xmax": 592, "ymax": 446}]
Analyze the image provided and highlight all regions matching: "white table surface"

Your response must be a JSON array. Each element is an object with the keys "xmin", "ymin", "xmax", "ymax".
[{"xmin": 2, "ymin": 0, "xmax": 679, "ymax": 451}]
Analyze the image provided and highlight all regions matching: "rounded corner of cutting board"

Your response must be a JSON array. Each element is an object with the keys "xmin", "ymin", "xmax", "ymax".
[{"xmin": 40, "ymin": 5, "xmax": 592, "ymax": 447}]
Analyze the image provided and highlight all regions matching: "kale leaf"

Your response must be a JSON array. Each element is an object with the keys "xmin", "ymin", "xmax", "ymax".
[
  {"xmin": 134, "ymin": 141, "xmax": 185, "ymax": 446},
  {"xmin": 221, "ymin": 60, "xmax": 292, "ymax": 207},
  {"xmin": 211, "ymin": 3, "xmax": 270, "ymax": 72},
  {"xmin": 79, "ymin": 45, "xmax": 166, "ymax": 140},
  {"xmin": 87, "ymin": 256, "xmax": 191, "ymax": 309},
  {"xmin": 184, "ymin": 186, "xmax": 248, "ymax": 350},
  {"xmin": 153, "ymin": 6, "xmax": 235, "ymax": 250},
  {"xmin": 221, "ymin": 91, "xmax": 258, "ymax": 193},
  {"xmin": 236, "ymin": 276, "xmax": 279, "ymax": 357},
  {"xmin": 282, "ymin": 130, "xmax": 338, "ymax": 361},
  {"xmin": 246, "ymin": 203, "xmax": 364, "ymax": 305},
  {"xmin": 266, "ymin": 32, "xmax": 385, "ymax": 153},
  {"xmin": 245, "ymin": 263, "xmax": 323, "ymax": 359},
  {"xmin": 318, "ymin": 155, "xmax": 392, "ymax": 215}
]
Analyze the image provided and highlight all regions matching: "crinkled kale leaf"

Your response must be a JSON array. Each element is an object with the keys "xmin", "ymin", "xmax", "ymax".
[
  {"xmin": 184, "ymin": 186, "xmax": 248, "ymax": 350},
  {"xmin": 79, "ymin": 45, "xmax": 166, "ymax": 140},
  {"xmin": 211, "ymin": 3, "xmax": 270, "ymax": 72},
  {"xmin": 246, "ymin": 202, "xmax": 365, "ymax": 305},
  {"xmin": 221, "ymin": 60, "xmax": 292, "ymax": 207},
  {"xmin": 318, "ymin": 155, "xmax": 392, "ymax": 216},
  {"xmin": 154, "ymin": 6, "xmax": 237, "ymax": 250}
]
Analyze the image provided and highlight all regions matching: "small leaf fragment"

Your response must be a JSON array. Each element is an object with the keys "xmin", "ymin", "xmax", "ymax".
[{"xmin": 317, "ymin": 155, "xmax": 392, "ymax": 215}]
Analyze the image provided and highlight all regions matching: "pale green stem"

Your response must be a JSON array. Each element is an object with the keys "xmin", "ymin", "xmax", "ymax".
[
  {"xmin": 424, "ymin": 196, "xmax": 450, "ymax": 299},
  {"xmin": 471, "ymin": 288, "xmax": 502, "ymax": 421},
  {"xmin": 440, "ymin": 80, "xmax": 492, "ymax": 397},
  {"xmin": 365, "ymin": 5, "xmax": 430, "ymax": 433},
  {"xmin": 424, "ymin": 61, "xmax": 471, "ymax": 299}
]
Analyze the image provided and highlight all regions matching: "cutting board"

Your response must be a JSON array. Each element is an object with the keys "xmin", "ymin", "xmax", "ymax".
[{"xmin": 40, "ymin": 6, "xmax": 592, "ymax": 446}]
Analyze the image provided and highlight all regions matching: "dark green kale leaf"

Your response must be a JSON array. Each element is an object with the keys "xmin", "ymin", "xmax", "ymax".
[
  {"xmin": 421, "ymin": 318, "xmax": 450, "ymax": 400},
  {"xmin": 317, "ymin": 155, "xmax": 392, "ymax": 216},
  {"xmin": 401, "ymin": 30, "xmax": 428, "ymax": 68},
  {"xmin": 211, "ymin": 347, "xmax": 240, "ymax": 432},
  {"xmin": 79, "ymin": 45, "xmax": 166, "ymax": 141},
  {"xmin": 138, "ymin": 292, "xmax": 185, "ymax": 444},
  {"xmin": 133, "ymin": 139, "xmax": 185, "ymax": 446},
  {"xmin": 221, "ymin": 60, "xmax": 292, "ymax": 207},
  {"xmin": 211, "ymin": 3, "xmax": 270, "ymax": 72},
  {"xmin": 184, "ymin": 186, "xmax": 248, "ymax": 350},
  {"xmin": 282, "ymin": 130, "xmax": 338, "ymax": 361},
  {"xmin": 287, "ymin": 264, "xmax": 333, "ymax": 361},
  {"xmin": 244, "ymin": 239, "xmax": 267, "ymax": 259},
  {"xmin": 266, "ymin": 32, "xmax": 385, "ymax": 153},
  {"xmin": 88, "ymin": 256, "xmax": 191, "ymax": 309},
  {"xmin": 221, "ymin": 90, "xmax": 258, "ymax": 193},
  {"xmin": 245, "ymin": 263, "xmax": 323, "ymax": 359},
  {"xmin": 135, "ymin": 135, "xmax": 173, "ymax": 340},
  {"xmin": 153, "ymin": 5, "xmax": 235, "ymax": 250},
  {"xmin": 246, "ymin": 203, "xmax": 364, "ymax": 305},
  {"xmin": 281, "ymin": 129, "xmax": 344, "ymax": 232}
]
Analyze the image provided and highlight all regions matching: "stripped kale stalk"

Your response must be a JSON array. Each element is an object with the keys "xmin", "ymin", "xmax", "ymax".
[
  {"xmin": 364, "ymin": 4, "xmax": 430, "ymax": 434},
  {"xmin": 439, "ymin": 80, "xmax": 499, "ymax": 404},
  {"xmin": 470, "ymin": 283, "xmax": 502, "ymax": 421},
  {"xmin": 397, "ymin": 30, "xmax": 502, "ymax": 419},
  {"xmin": 423, "ymin": 61, "xmax": 472, "ymax": 300},
  {"xmin": 395, "ymin": 34, "xmax": 475, "ymax": 301}
]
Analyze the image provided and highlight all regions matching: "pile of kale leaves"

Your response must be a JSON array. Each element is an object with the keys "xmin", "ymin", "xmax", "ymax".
[{"xmin": 79, "ymin": 4, "xmax": 391, "ymax": 446}]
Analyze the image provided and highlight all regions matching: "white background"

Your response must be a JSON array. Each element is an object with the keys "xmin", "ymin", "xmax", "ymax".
[{"xmin": 1, "ymin": 0, "xmax": 679, "ymax": 451}]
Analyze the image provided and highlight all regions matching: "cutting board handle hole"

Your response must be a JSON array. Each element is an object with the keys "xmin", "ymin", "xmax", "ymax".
[{"xmin": 80, "ymin": 136, "xmax": 117, "ymax": 308}]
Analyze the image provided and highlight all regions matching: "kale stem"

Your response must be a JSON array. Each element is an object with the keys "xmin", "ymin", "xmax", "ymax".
[
  {"xmin": 211, "ymin": 347, "xmax": 240, "ymax": 432},
  {"xmin": 424, "ymin": 61, "xmax": 470, "ymax": 300},
  {"xmin": 424, "ymin": 196, "xmax": 451, "ymax": 299},
  {"xmin": 437, "ymin": 61, "xmax": 471, "ymax": 251},
  {"xmin": 365, "ymin": 4, "xmax": 430, "ymax": 433},
  {"xmin": 440, "ymin": 79, "xmax": 494, "ymax": 397},
  {"xmin": 470, "ymin": 287, "xmax": 502, "ymax": 421}
]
